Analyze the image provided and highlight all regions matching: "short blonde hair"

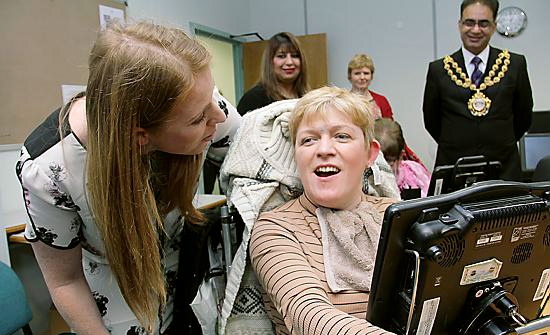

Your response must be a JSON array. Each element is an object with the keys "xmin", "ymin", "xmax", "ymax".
[
  {"xmin": 347, "ymin": 53, "xmax": 375, "ymax": 78},
  {"xmin": 289, "ymin": 86, "xmax": 375, "ymax": 145}
]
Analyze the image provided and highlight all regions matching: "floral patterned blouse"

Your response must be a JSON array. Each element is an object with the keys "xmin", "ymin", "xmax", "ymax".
[{"xmin": 16, "ymin": 89, "xmax": 240, "ymax": 334}]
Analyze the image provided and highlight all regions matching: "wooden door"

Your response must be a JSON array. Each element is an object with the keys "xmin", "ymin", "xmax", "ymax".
[{"xmin": 241, "ymin": 33, "xmax": 328, "ymax": 92}]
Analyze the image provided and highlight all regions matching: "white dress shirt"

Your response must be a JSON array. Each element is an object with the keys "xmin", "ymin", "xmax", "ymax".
[{"xmin": 462, "ymin": 45, "xmax": 490, "ymax": 79}]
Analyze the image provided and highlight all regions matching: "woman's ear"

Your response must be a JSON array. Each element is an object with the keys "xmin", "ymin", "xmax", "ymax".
[
  {"xmin": 367, "ymin": 139, "xmax": 381, "ymax": 167},
  {"xmin": 134, "ymin": 127, "xmax": 150, "ymax": 147}
]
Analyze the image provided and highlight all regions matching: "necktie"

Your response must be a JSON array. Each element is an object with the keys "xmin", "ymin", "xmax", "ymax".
[{"xmin": 471, "ymin": 56, "xmax": 483, "ymax": 87}]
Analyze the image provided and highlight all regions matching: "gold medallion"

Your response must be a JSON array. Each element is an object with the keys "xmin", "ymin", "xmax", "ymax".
[
  {"xmin": 443, "ymin": 50, "xmax": 510, "ymax": 117},
  {"xmin": 468, "ymin": 91, "xmax": 491, "ymax": 116}
]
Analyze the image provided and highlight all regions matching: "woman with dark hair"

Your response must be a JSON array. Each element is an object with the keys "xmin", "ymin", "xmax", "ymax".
[
  {"xmin": 237, "ymin": 32, "xmax": 310, "ymax": 115},
  {"xmin": 16, "ymin": 21, "xmax": 240, "ymax": 334}
]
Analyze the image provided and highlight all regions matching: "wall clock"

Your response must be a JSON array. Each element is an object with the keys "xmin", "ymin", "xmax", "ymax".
[{"xmin": 496, "ymin": 6, "xmax": 527, "ymax": 37}]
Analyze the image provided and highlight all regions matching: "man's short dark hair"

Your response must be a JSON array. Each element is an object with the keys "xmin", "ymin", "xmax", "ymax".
[{"xmin": 460, "ymin": 0, "xmax": 499, "ymax": 21}]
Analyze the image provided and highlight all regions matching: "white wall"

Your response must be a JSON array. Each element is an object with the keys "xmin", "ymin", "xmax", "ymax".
[
  {"xmin": 127, "ymin": 0, "xmax": 251, "ymax": 35},
  {"xmin": 249, "ymin": 0, "xmax": 307, "ymax": 37}
]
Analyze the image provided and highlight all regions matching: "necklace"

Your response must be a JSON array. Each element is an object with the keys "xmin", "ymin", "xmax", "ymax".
[{"xmin": 443, "ymin": 50, "xmax": 510, "ymax": 116}]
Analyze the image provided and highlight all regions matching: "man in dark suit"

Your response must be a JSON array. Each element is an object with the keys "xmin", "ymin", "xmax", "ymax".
[{"xmin": 423, "ymin": 0, "xmax": 533, "ymax": 181}]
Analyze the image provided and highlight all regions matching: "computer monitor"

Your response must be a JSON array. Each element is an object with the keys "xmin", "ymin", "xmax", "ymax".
[
  {"xmin": 520, "ymin": 133, "xmax": 550, "ymax": 172},
  {"xmin": 367, "ymin": 180, "xmax": 550, "ymax": 335},
  {"xmin": 427, "ymin": 155, "xmax": 502, "ymax": 196}
]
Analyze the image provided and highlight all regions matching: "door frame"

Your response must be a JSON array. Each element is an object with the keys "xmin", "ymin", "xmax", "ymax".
[{"xmin": 190, "ymin": 22, "xmax": 245, "ymax": 102}]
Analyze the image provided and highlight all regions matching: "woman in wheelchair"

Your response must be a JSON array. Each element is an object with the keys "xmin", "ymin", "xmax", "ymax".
[{"xmin": 249, "ymin": 87, "xmax": 396, "ymax": 334}]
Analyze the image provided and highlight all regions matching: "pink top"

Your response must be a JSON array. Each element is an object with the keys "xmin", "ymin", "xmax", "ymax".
[{"xmin": 396, "ymin": 160, "xmax": 431, "ymax": 198}]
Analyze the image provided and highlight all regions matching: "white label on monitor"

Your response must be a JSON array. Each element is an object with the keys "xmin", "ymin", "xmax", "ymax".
[
  {"xmin": 533, "ymin": 268, "xmax": 550, "ymax": 301},
  {"xmin": 476, "ymin": 232, "xmax": 503, "ymax": 247},
  {"xmin": 434, "ymin": 179, "xmax": 444, "ymax": 196},
  {"xmin": 510, "ymin": 225, "xmax": 538, "ymax": 243},
  {"xmin": 416, "ymin": 297, "xmax": 440, "ymax": 335},
  {"xmin": 460, "ymin": 258, "xmax": 503, "ymax": 286}
]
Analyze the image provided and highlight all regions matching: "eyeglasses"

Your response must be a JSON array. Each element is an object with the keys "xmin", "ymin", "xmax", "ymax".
[{"xmin": 461, "ymin": 19, "xmax": 493, "ymax": 28}]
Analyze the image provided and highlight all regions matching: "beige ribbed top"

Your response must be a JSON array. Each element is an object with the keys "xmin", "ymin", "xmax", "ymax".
[{"xmin": 250, "ymin": 194, "xmax": 396, "ymax": 335}]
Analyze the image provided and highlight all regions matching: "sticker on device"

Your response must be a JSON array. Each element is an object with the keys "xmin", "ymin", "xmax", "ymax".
[
  {"xmin": 533, "ymin": 268, "xmax": 550, "ymax": 301},
  {"xmin": 416, "ymin": 297, "xmax": 440, "ymax": 335},
  {"xmin": 460, "ymin": 258, "xmax": 503, "ymax": 286},
  {"xmin": 511, "ymin": 225, "xmax": 538, "ymax": 243},
  {"xmin": 476, "ymin": 231, "xmax": 503, "ymax": 247}
]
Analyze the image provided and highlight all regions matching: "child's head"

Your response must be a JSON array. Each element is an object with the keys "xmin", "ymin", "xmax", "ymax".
[{"xmin": 374, "ymin": 118, "xmax": 405, "ymax": 173}]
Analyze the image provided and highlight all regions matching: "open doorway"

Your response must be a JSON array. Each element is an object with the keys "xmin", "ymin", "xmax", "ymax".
[
  {"xmin": 190, "ymin": 23, "xmax": 244, "ymax": 194},
  {"xmin": 191, "ymin": 23, "xmax": 244, "ymax": 107}
]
